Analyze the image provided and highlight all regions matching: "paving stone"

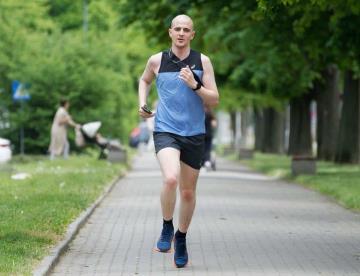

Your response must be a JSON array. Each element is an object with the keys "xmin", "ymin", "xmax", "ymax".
[{"xmin": 51, "ymin": 152, "xmax": 360, "ymax": 275}]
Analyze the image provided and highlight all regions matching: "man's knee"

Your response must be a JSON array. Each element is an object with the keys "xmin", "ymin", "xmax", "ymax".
[
  {"xmin": 164, "ymin": 175, "xmax": 178, "ymax": 190},
  {"xmin": 181, "ymin": 189, "xmax": 195, "ymax": 202}
]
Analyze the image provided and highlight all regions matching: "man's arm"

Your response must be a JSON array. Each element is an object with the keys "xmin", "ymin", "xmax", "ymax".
[
  {"xmin": 196, "ymin": 55, "xmax": 219, "ymax": 107},
  {"xmin": 138, "ymin": 53, "xmax": 160, "ymax": 118},
  {"xmin": 179, "ymin": 54, "xmax": 219, "ymax": 107}
]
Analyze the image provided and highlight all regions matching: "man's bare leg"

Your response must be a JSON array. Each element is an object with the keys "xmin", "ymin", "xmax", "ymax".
[
  {"xmin": 156, "ymin": 147, "xmax": 181, "ymax": 220},
  {"xmin": 178, "ymin": 161, "xmax": 200, "ymax": 233},
  {"xmin": 172, "ymin": 161, "xmax": 199, "ymax": 267},
  {"xmin": 155, "ymin": 147, "xmax": 180, "ymax": 252}
]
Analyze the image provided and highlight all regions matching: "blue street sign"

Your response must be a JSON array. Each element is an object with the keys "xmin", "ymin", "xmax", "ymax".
[{"xmin": 12, "ymin": 81, "xmax": 31, "ymax": 101}]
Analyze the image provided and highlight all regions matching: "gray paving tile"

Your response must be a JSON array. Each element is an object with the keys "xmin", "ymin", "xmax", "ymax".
[{"xmin": 51, "ymin": 152, "xmax": 360, "ymax": 275}]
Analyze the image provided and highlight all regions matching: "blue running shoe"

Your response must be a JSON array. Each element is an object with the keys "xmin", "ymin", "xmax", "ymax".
[
  {"xmin": 174, "ymin": 236, "xmax": 188, "ymax": 268},
  {"xmin": 156, "ymin": 224, "xmax": 174, "ymax": 252}
]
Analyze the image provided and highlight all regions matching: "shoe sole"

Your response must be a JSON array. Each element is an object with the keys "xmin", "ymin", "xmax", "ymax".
[
  {"xmin": 153, "ymin": 247, "xmax": 173, "ymax": 253},
  {"xmin": 173, "ymin": 260, "xmax": 189, "ymax": 268},
  {"xmin": 153, "ymin": 236, "xmax": 174, "ymax": 253}
]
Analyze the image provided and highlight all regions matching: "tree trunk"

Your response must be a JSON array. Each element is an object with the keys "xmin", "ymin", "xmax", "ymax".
[
  {"xmin": 254, "ymin": 108, "xmax": 265, "ymax": 151},
  {"xmin": 316, "ymin": 65, "xmax": 340, "ymax": 161},
  {"xmin": 229, "ymin": 110, "xmax": 236, "ymax": 149},
  {"xmin": 240, "ymin": 110, "xmax": 248, "ymax": 147},
  {"xmin": 263, "ymin": 107, "xmax": 285, "ymax": 154},
  {"xmin": 288, "ymin": 93, "xmax": 313, "ymax": 156},
  {"xmin": 335, "ymin": 70, "xmax": 360, "ymax": 163}
]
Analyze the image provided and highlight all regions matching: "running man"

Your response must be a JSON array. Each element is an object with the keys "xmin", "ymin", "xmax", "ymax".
[{"xmin": 138, "ymin": 14, "xmax": 219, "ymax": 268}]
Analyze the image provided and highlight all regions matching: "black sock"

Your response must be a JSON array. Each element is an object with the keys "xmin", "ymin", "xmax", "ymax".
[
  {"xmin": 163, "ymin": 218, "xmax": 173, "ymax": 227},
  {"xmin": 175, "ymin": 229, "xmax": 187, "ymax": 239}
]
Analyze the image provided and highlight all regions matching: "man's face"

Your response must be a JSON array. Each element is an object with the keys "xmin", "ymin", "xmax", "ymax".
[{"xmin": 169, "ymin": 20, "xmax": 195, "ymax": 48}]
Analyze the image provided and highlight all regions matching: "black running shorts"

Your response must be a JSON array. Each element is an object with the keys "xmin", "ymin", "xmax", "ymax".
[{"xmin": 153, "ymin": 132, "xmax": 205, "ymax": 170}]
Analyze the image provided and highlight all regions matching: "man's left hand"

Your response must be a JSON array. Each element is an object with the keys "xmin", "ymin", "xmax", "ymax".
[{"xmin": 179, "ymin": 66, "xmax": 197, "ymax": 90}]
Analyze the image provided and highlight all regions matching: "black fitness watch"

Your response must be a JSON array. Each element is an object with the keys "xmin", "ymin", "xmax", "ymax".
[{"xmin": 193, "ymin": 82, "xmax": 202, "ymax": 91}]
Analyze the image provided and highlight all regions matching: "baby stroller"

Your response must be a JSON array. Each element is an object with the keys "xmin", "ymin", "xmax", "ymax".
[{"xmin": 76, "ymin": 121, "xmax": 124, "ymax": 159}]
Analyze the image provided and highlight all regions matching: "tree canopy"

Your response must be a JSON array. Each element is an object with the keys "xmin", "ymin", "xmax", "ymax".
[
  {"xmin": 120, "ymin": 0, "xmax": 360, "ymax": 108},
  {"xmin": 0, "ymin": 0, "xmax": 153, "ymax": 153},
  {"xmin": 1, "ymin": 0, "xmax": 360, "ymax": 157}
]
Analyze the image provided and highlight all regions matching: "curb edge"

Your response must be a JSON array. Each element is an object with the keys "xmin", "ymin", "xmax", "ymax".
[{"xmin": 33, "ymin": 172, "xmax": 125, "ymax": 276}]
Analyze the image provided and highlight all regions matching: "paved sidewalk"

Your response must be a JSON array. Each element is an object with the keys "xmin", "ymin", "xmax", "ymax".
[{"xmin": 51, "ymin": 152, "xmax": 360, "ymax": 275}]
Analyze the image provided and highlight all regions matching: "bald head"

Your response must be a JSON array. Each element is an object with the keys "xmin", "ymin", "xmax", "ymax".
[{"xmin": 171, "ymin": 14, "xmax": 194, "ymax": 30}]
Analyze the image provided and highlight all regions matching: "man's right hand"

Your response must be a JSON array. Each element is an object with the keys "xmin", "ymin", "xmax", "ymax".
[{"xmin": 139, "ymin": 106, "xmax": 155, "ymax": 118}]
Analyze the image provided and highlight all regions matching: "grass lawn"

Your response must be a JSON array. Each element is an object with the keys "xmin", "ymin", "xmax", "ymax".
[
  {"xmin": 239, "ymin": 153, "xmax": 360, "ymax": 211},
  {"xmin": 0, "ymin": 153, "xmax": 127, "ymax": 275}
]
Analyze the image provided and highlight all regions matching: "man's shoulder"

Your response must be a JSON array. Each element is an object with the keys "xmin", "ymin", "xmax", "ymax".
[
  {"xmin": 149, "ymin": 52, "xmax": 163, "ymax": 65},
  {"xmin": 200, "ymin": 53, "xmax": 211, "ymax": 63}
]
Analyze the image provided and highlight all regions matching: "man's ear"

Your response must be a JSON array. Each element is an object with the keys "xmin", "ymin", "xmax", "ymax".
[{"xmin": 190, "ymin": 31, "xmax": 195, "ymax": 40}]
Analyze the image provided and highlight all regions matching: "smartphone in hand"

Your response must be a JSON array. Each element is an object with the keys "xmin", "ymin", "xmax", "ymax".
[{"xmin": 141, "ymin": 105, "xmax": 152, "ymax": 114}]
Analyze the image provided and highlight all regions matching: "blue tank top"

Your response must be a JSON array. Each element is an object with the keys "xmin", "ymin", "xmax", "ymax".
[{"xmin": 155, "ymin": 49, "xmax": 205, "ymax": 136}]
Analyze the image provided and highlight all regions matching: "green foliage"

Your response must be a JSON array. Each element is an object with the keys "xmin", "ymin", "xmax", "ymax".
[
  {"xmin": 10, "ymin": 31, "xmax": 131, "ymax": 152},
  {"xmin": 259, "ymin": 0, "xmax": 360, "ymax": 71},
  {"xmin": 219, "ymin": 85, "xmax": 285, "ymax": 112},
  {"xmin": 120, "ymin": 1, "xmax": 188, "ymax": 48},
  {"xmin": 88, "ymin": 1, "xmax": 115, "ymax": 32},
  {"xmin": 47, "ymin": 0, "xmax": 83, "ymax": 31},
  {"xmin": 2, "ymin": 0, "xmax": 360, "ymax": 152},
  {"xmin": 120, "ymin": 0, "xmax": 360, "ymax": 109},
  {"xmin": 0, "ymin": 0, "xmax": 153, "ymax": 153}
]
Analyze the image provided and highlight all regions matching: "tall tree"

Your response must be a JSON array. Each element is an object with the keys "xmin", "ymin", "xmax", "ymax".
[
  {"xmin": 316, "ymin": 66, "xmax": 340, "ymax": 161},
  {"xmin": 335, "ymin": 71, "xmax": 360, "ymax": 163},
  {"xmin": 120, "ymin": 0, "xmax": 360, "ymax": 161}
]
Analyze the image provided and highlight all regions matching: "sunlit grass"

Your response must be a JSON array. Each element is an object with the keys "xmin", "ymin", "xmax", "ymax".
[{"xmin": 0, "ymin": 153, "xmax": 126, "ymax": 275}]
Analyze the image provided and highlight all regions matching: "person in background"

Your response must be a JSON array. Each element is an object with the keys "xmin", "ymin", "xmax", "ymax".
[
  {"xmin": 138, "ymin": 118, "xmax": 150, "ymax": 151},
  {"xmin": 49, "ymin": 99, "xmax": 79, "ymax": 160},
  {"xmin": 202, "ymin": 106, "xmax": 217, "ymax": 170}
]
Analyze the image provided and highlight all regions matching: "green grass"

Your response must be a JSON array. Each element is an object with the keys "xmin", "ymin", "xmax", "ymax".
[
  {"xmin": 240, "ymin": 153, "xmax": 360, "ymax": 211},
  {"xmin": 0, "ymin": 153, "xmax": 127, "ymax": 275}
]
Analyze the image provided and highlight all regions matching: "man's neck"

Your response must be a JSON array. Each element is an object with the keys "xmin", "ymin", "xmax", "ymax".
[{"xmin": 171, "ymin": 46, "xmax": 190, "ymax": 60}]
